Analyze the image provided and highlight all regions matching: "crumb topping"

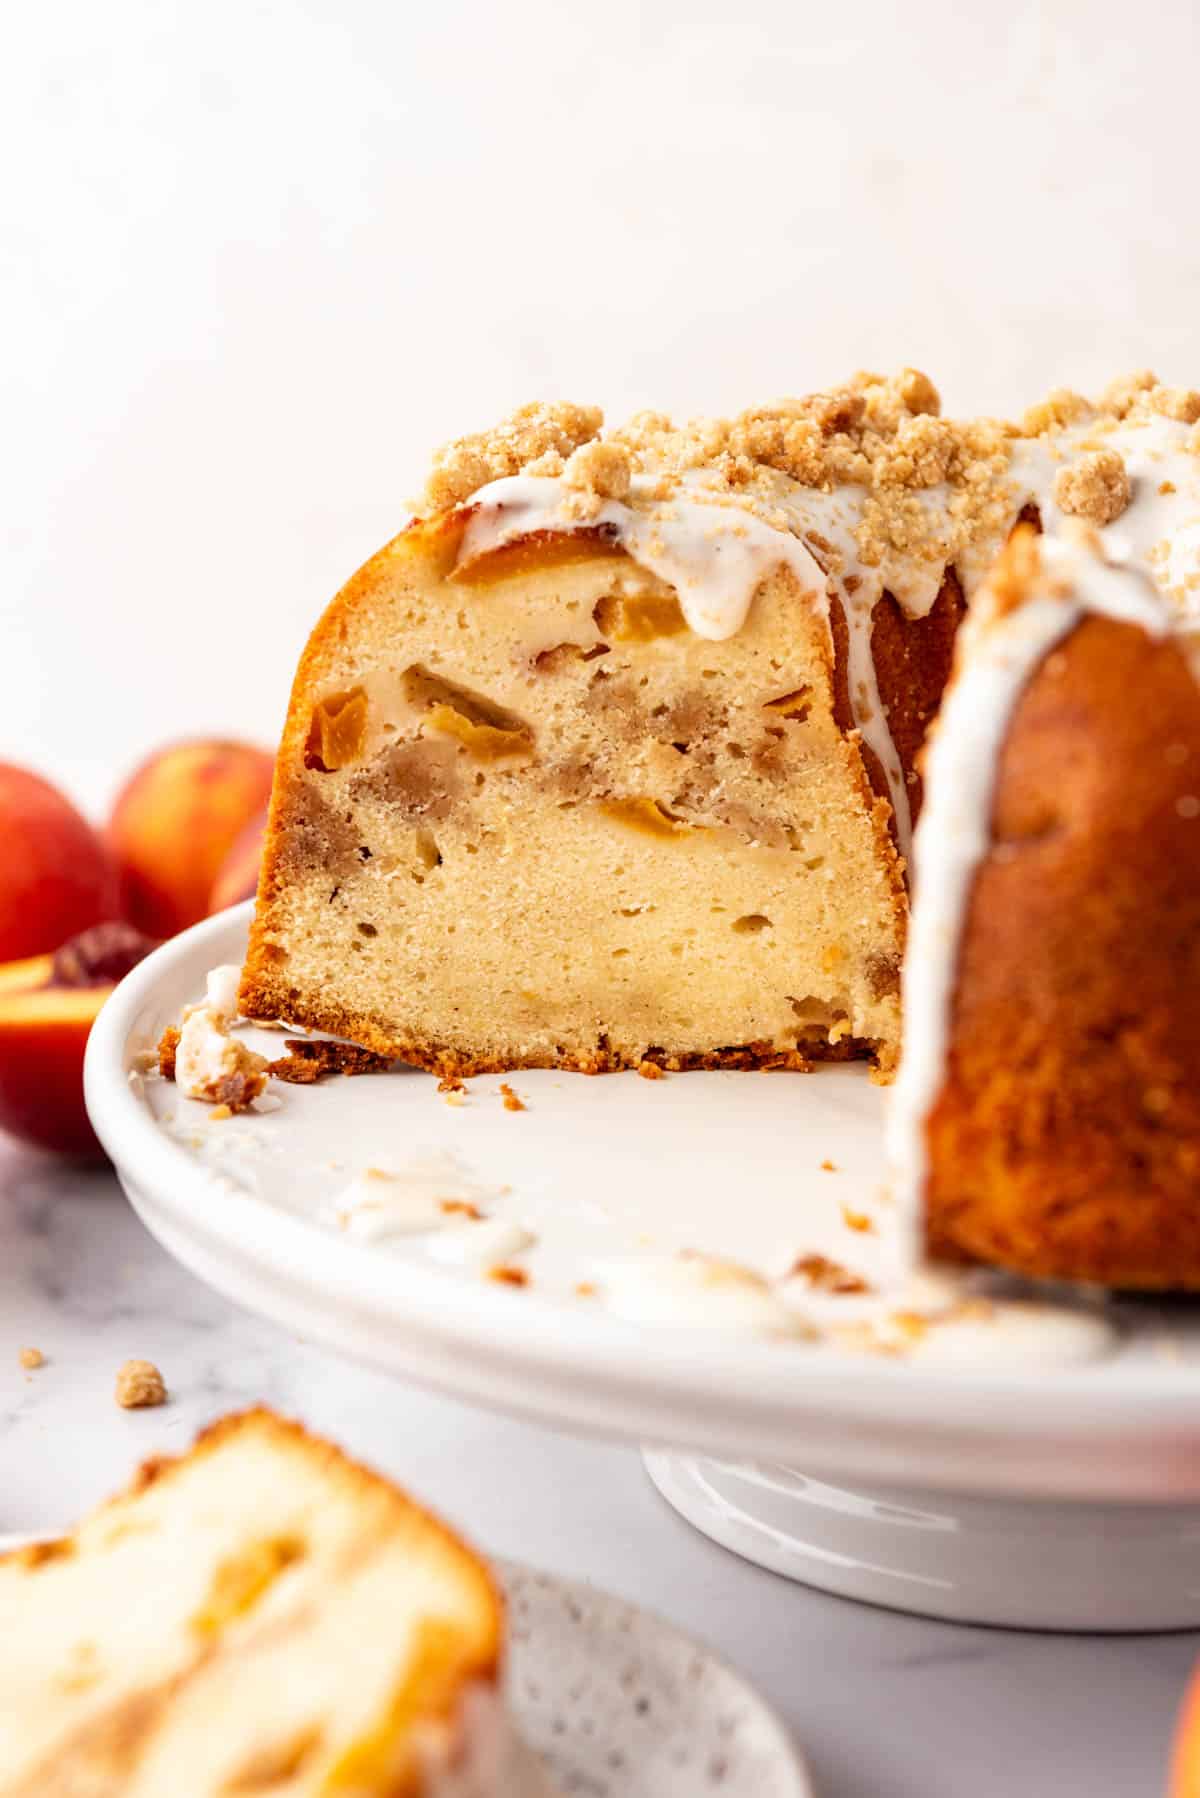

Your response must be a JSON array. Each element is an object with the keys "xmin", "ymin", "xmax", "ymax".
[
  {"xmin": 562, "ymin": 437, "xmax": 632, "ymax": 504},
  {"xmin": 115, "ymin": 1358, "xmax": 167, "ymax": 1409},
  {"xmin": 423, "ymin": 402, "xmax": 602, "ymax": 511},
  {"xmin": 421, "ymin": 369, "xmax": 1017, "ymax": 590},
  {"xmin": 1054, "ymin": 447, "xmax": 1132, "ymax": 525},
  {"xmin": 422, "ymin": 368, "xmax": 1200, "ymax": 627}
]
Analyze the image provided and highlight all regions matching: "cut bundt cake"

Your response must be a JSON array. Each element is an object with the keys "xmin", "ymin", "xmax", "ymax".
[
  {"xmin": 889, "ymin": 523, "xmax": 1200, "ymax": 1289},
  {"xmin": 240, "ymin": 372, "xmax": 1017, "ymax": 1077},
  {"xmin": 240, "ymin": 368, "xmax": 1200, "ymax": 1085},
  {"xmin": 0, "ymin": 1409, "xmax": 543, "ymax": 1796}
]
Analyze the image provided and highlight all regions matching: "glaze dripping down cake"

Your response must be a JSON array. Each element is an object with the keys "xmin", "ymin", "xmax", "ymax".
[
  {"xmin": 0, "ymin": 1409, "xmax": 547, "ymax": 1797},
  {"xmin": 890, "ymin": 523, "xmax": 1200, "ymax": 1289},
  {"xmin": 240, "ymin": 370, "xmax": 1200, "ymax": 1094}
]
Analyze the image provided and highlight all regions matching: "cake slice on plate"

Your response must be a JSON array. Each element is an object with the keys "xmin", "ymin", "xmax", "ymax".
[{"xmin": 0, "ymin": 1408, "xmax": 543, "ymax": 1796}]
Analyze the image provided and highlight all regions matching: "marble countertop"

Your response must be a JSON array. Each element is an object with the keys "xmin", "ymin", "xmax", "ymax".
[{"xmin": 2, "ymin": 1141, "xmax": 1194, "ymax": 1797}]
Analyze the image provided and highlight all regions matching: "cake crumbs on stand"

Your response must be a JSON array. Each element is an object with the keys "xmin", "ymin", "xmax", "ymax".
[
  {"xmin": 790, "ymin": 1253, "xmax": 871, "ymax": 1295},
  {"xmin": 18, "ymin": 1346, "xmax": 45, "ymax": 1370},
  {"xmin": 499, "ymin": 1082, "xmax": 526, "ymax": 1111},
  {"xmin": 115, "ymin": 1359, "xmax": 168, "ymax": 1409},
  {"xmin": 488, "ymin": 1265, "xmax": 530, "ymax": 1287}
]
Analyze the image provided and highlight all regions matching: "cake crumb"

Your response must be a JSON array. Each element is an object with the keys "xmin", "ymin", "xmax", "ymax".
[
  {"xmin": 575, "ymin": 1281, "xmax": 597, "ymax": 1298},
  {"xmin": 443, "ymin": 1088, "xmax": 466, "ymax": 1107},
  {"xmin": 488, "ymin": 1265, "xmax": 529, "ymax": 1288},
  {"xmin": 115, "ymin": 1359, "xmax": 167, "ymax": 1409},
  {"xmin": 157, "ymin": 1026, "xmax": 180, "ymax": 1080},
  {"xmin": 423, "ymin": 401, "xmax": 603, "ymax": 512},
  {"xmin": 437, "ymin": 1074, "xmax": 466, "ymax": 1094},
  {"xmin": 1053, "ymin": 448, "xmax": 1131, "ymax": 525},
  {"xmin": 499, "ymin": 1083, "xmax": 526, "ymax": 1112},
  {"xmin": 820, "ymin": 1158, "xmax": 837, "ymax": 1172},
  {"xmin": 1150, "ymin": 386, "xmax": 1200, "ymax": 425},
  {"xmin": 562, "ymin": 437, "xmax": 633, "ymax": 503},
  {"xmin": 269, "ymin": 1039, "xmax": 392, "ymax": 1084},
  {"xmin": 18, "ymin": 1346, "xmax": 44, "ymax": 1370},
  {"xmin": 791, "ymin": 1254, "xmax": 871, "ymax": 1295},
  {"xmin": 440, "ymin": 1199, "xmax": 483, "ymax": 1219},
  {"xmin": 208, "ymin": 1103, "xmax": 234, "ymax": 1121},
  {"xmin": 636, "ymin": 1060, "xmax": 666, "ymax": 1080},
  {"xmin": 841, "ymin": 1204, "xmax": 875, "ymax": 1234}
]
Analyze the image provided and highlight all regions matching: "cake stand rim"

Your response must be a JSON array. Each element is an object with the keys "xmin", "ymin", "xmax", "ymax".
[{"xmin": 86, "ymin": 904, "xmax": 1200, "ymax": 1507}]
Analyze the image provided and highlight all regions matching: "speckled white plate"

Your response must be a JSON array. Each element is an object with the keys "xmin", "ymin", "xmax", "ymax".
[
  {"xmin": 0, "ymin": 1535, "xmax": 810, "ymax": 1797},
  {"xmin": 499, "ymin": 1560, "xmax": 810, "ymax": 1797},
  {"xmin": 84, "ymin": 906, "xmax": 1200, "ymax": 1629}
]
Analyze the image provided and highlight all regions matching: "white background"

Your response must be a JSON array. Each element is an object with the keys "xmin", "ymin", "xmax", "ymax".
[{"xmin": 2, "ymin": 0, "xmax": 1199, "ymax": 814}]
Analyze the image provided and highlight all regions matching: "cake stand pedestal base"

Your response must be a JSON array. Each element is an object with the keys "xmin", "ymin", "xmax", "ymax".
[{"xmin": 643, "ymin": 1451, "xmax": 1200, "ymax": 1632}]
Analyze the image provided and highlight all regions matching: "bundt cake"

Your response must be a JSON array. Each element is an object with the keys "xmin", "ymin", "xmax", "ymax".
[
  {"xmin": 239, "ymin": 366, "xmax": 1200, "ymax": 1101},
  {"xmin": 888, "ymin": 523, "xmax": 1200, "ymax": 1288},
  {"xmin": 0, "ymin": 1408, "xmax": 545, "ymax": 1796}
]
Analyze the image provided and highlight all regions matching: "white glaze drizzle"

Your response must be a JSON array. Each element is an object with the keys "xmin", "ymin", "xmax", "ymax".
[
  {"xmin": 886, "ymin": 534, "xmax": 1174, "ymax": 1268},
  {"xmin": 452, "ymin": 412, "xmax": 1200, "ymax": 877},
  {"xmin": 1008, "ymin": 414, "xmax": 1200, "ymax": 624},
  {"xmin": 458, "ymin": 473, "xmax": 920, "ymax": 862},
  {"xmin": 594, "ymin": 1251, "xmax": 809, "ymax": 1338}
]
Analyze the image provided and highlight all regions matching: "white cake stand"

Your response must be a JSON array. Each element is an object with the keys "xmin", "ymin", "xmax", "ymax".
[{"xmin": 85, "ymin": 906, "xmax": 1200, "ymax": 1632}]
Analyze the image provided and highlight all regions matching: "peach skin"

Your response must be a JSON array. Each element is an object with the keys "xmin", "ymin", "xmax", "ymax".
[
  {"xmin": 0, "ymin": 763, "xmax": 119, "ymax": 962},
  {"xmin": 209, "ymin": 802, "xmax": 268, "ymax": 914},
  {"xmin": 1172, "ymin": 1668, "xmax": 1200, "ymax": 1797},
  {"xmin": 0, "ymin": 923, "xmax": 155, "ymax": 1158},
  {"xmin": 108, "ymin": 740, "xmax": 274, "ymax": 938}
]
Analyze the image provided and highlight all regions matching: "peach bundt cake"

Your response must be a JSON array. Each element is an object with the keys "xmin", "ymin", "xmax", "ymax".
[
  {"xmin": 239, "ymin": 368, "xmax": 1200, "ymax": 1279},
  {"xmin": 889, "ymin": 523, "xmax": 1200, "ymax": 1289}
]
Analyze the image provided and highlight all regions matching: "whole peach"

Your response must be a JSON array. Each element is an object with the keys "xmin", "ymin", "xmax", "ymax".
[
  {"xmin": 0, "ymin": 764, "xmax": 119, "ymax": 962},
  {"xmin": 209, "ymin": 802, "xmax": 268, "ymax": 914},
  {"xmin": 108, "ymin": 741, "xmax": 274, "ymax": 938}
]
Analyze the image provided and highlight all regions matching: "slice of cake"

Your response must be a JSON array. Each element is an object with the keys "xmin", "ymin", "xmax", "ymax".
[
  {"xmin": 239, "ymin": 373, "xmax": 1013, "ymax": 1078},
  {"xmin": 889, "ymin": 524, "xmax": 1200, "ymax": 1288},
  {"xmin": 0, "ymin": 1409, "xmax": 544, "ymax": 1796}
]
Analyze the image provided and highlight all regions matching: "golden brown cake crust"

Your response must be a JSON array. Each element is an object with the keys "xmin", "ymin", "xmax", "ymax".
[
  {"xmin": 232, "ymin": 974, "xmax": 883, "ymax": 1078},
  {"xmin": 0, "ymin": 1408, "xmax": 502, "ymax": 1633},
  {"xmin": 925, "ymin": 613, "xmax": 1200, "ymax": 1288}
]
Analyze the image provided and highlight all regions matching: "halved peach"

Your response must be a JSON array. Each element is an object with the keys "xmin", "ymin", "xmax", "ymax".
[{"xmin": 0, "ymin": 923, "xmax": 156, "ymax": 1158}]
